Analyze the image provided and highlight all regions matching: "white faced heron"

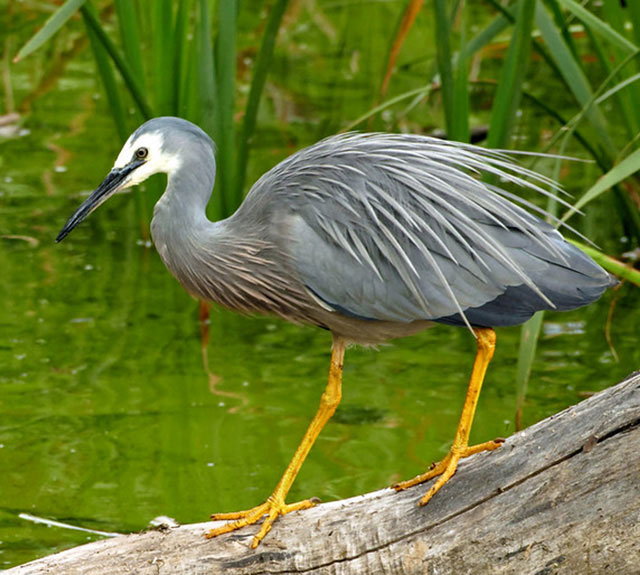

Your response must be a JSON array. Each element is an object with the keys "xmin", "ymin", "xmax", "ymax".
[{"xmin": 57, "ymin": 117, "xmax": 615, "ymax": 548}]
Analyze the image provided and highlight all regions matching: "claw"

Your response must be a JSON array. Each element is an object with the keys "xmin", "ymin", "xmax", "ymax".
[
  {"xmin": 207, "ymin": 497, "xmax": 317, "ymax": 548},
  {"xmin": 393, "ymin": 438, "xmax": 504, "ymax": 502}
]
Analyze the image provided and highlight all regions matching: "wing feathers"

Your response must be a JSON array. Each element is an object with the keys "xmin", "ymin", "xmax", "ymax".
[{"xmin": 241, "ymin": 133, "xmax": 611, "ymax": 325}]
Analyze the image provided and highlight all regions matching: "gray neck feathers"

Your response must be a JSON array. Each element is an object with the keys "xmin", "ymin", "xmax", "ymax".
[
  {"xmin": 150, "ymin": 144, "xmax": 216, "ymax": 285},
  {"xmin": 155, "ymin": 145, "xmax": 216, "ymax": 227}
]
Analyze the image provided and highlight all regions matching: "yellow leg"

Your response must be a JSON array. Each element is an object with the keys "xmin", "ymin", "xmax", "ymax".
[
  {"xmin": 206, "ymin": 335, "xmax": 346, "ymax": 548},
  {"xmin": 394, "ymin": 327, "xmax": 504, "ymax": 505}
]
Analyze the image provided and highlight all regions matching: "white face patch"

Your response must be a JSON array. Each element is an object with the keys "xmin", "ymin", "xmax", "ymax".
[{"xmin": 112, "ymin": 130, "xmax": 182, "ymax": 191}]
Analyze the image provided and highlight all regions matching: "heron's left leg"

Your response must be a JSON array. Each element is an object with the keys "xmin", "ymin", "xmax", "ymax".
[
  {"xmin": 206, "ymin": 335, "xmax": 346, "ymax": 548},
  {"xmin": 394, "ymin": 327, "xmax": 503, "ymax": 505}
]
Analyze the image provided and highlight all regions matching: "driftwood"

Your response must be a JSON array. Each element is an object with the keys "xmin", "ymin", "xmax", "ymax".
[{"xmin": 8, "ymin": 372, "xmax": 640, "ymax": 575}]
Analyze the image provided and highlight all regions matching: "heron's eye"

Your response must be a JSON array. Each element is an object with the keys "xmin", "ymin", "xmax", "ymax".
[{"xmin": 135, "ymin": 147, "xmax": 148, "ymax": 160}]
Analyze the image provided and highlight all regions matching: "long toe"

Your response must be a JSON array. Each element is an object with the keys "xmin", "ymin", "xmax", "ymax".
[
  {"xmin": 206, "ymin": 497, "xmax": 318, "ymax": 548},
  {"xmin": 393, "ymin": 452, "xmax": 455, "ymax": 492},
  {"xmin": 392, "ymin": 438, "xmax": 504, "ymax": 501},
  {"xmin": 417, "ymin": 452, "xmax": 461, "ymax": 506}
]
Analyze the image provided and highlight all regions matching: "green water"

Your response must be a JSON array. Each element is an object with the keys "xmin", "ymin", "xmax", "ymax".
[{"xmin": 2, "ymin": 6, "xmax": 640, "ymax": 570}]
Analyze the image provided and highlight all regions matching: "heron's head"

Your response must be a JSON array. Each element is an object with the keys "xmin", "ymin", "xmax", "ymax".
[{"xmin": 56, "ymin": 117, "xmax": 214, "ymax": 242}]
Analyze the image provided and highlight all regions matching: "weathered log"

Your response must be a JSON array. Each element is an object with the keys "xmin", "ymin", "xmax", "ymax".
[{"xmin": 8, "ymin": 372, "xmax": 640, "ymax": 575}]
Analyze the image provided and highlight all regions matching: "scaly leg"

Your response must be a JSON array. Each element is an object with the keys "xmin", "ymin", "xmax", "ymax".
[
  {"xmin": 394, "ymin": 327, "xmax": 503, "ymax": 505},
  {"xmin": 206, "ymin": 335, "xmax": 346, "ymax": 548}
]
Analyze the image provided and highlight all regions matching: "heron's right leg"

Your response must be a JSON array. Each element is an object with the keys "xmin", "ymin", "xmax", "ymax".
[
  {"xmin": 394, "ymin": 328, "xmax": 503, "ymax": 503},
  {"xmin": 206, "ymin": 335, "xmax": 346, "ymax": 548}
]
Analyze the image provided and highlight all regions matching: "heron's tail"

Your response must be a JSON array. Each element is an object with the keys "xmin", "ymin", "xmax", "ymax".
[{"xmin": 436, "ymin": 238, "xmax": 616, "ymax": 328}]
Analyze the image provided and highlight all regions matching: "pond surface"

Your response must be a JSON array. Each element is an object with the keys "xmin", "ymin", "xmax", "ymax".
[{"xmin": 1, "ymin": 6, "xmax": 640, "ymax": 570}]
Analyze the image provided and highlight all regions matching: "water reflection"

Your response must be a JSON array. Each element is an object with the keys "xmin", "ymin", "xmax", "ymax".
[{"xmin": 543, "ymin": 321, "xmax": 586, "ymax": 336}]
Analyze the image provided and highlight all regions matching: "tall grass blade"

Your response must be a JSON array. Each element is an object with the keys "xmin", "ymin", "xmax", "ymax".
[
  {"xmin": 568, "ymin": 240, "xmax": 640, "ymax": 286},
  {"xmin": 531, "ymin": 48, "xmax": 639, "ymax": 174},
  {"xmin": 179, "ymin": 25, "xmax": 197, "ymax": 119},
  {"xmin": 433, "ymin": 0, "xmax": 454, "ymax": 137},
  {"xmin": 554, "ymin": 0, "xmax": 637, "ymax": 53},
  {"xmin": 195, "ymin": 0, "xmax": 216, "ymax": 136},
  {"xmin": 487, "ymin": 0, "xmax": 536, "ymax": 149},
  {"xmin": 191, "ymin": 0, "xmax": 219, "ymax": 220},
  {"xmin": 629, "ymin": 1, "xmax": 640, "ymax": 48},
  {"xmin": 544, "ymin": 0, "xmax": 580, "ymax": 60},
  {"xmin": 379, "ymin": 0, "xmax": 424, "ymax": 100},
  {"xmin": 80, "ymin": 5, "xmax": 153, "ymax": 119},
  {"xmin": 114, "ymin": 0, "xmax": 145, "ymax": 90},
  {"xmin": 153, "ymin": 0, "xmax": 174, "ymax": 115},
  {"xmin": 82, "ymin": 3, "xmax": 126, "ymax": 140},
  {"xmin": 562, "ymin": 146, "xmax": 640, "ymax": 222},
  {"xmin": 14, "ymin": 0, "xmax": 87, "ymax": 62},
  {"xmin": 596, "ymin": 72, "xmax": 640, "ymax": 106},
  {"xmin": 509, "ymin": 85, "xmax": 600, "ymax": 162},
  {"xmin": 342, "ymin": 85, "xmax": 435, "ymax": 132},
  {"xmin": 514, "ymin": 311, "xmax": 543, "ymax": 431},
  {"xmin": 483, "ymin": 0, "xmax": 573, "ymax": 86},
  {"xmin": 236, "ymin": 0, "xmax": 289, "ymax": 197},
  {"xmin": 216, "ymin": 0, "xmax": 237, "ymax": 217},
  {"xmin": 535, "ymin": 2, "xmax": 614, "ymax": 159},
  {"xmin": 173, "ymin": 0, "xmax": 192, "ymax": 115},
  {"xmin": 592, "ymin": 2, "xmax": 640, "ymax": 140},
  {"xmin": 463, "ymin": 12, "xmax": 508, "ymax": 59},
  {"xmin": 451, "ymin": 5, "xmax": 469, "ymax": 142}
]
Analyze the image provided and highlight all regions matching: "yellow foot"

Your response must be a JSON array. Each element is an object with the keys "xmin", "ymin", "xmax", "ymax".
[
  {"xmin": 206, "ymin": 496, "xmax": 318, "ymax": 549},
  {"xmin": 393, "ymin": 438, "xmax": 504, "ymax": 505}
]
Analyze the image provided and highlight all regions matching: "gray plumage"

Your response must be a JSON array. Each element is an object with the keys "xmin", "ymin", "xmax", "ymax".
[
  {"xmin": 55, "ymin": 116, "xmax": 618, "ymax": 548},
  {"xmin": 58, "ymin": 117, "xmax": 615, "ymax": 344}
]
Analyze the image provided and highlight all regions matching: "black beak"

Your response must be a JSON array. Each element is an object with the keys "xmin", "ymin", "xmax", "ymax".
[{"xmin": 56, "ymin": 160, "xmax": 144, "ymax": 243}]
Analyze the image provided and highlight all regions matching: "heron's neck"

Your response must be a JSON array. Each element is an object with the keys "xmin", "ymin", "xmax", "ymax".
[
  {"xmin": 158, "ymin": 159, "xmax": 215, "ymax": 224},
  {"xmin": 150, "ymin": 157, "xmax": 220, "ymax": 279}
]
